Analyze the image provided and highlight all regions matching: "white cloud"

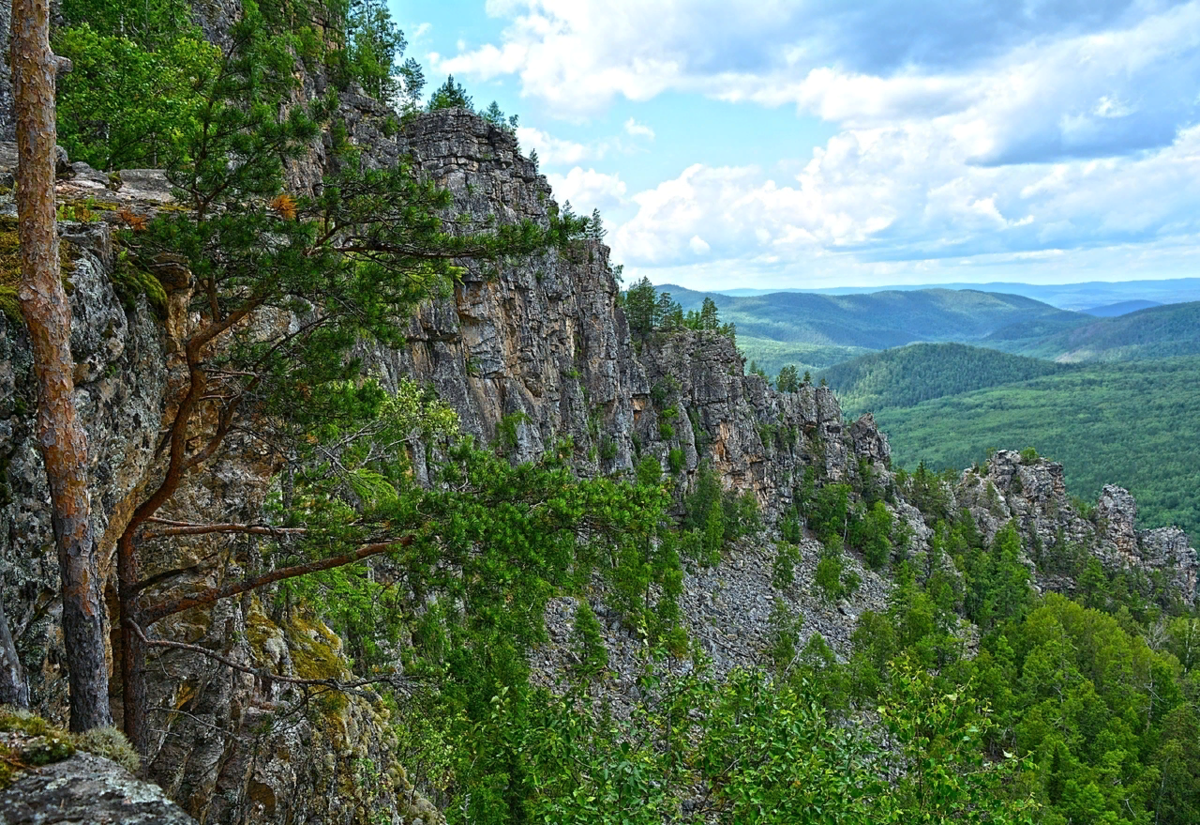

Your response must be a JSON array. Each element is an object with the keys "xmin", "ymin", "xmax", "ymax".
[
  {"xmin": 445, "ymin": 0, "xmax": 1200, "ymax": 286},
  {"xmin": 545, "ymin": 167, "xmax": 629, "ymax": 213},
  {"xmin": 610, "ymin": 123, "xmax": 1200, "ymax": 275},
  {"xmin": 436, "ymin": 0, "xmax": 1200, "ymax": 153},
  {"xmin": 624, "ymin": 118, "xmax": 655, "ymax": 139},
  {"xmin": 515, "ymin": 126, "xmax": 600, "ymax": 165}
]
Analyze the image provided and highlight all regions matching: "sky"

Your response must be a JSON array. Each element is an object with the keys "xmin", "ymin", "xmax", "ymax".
[{"xmin": 391, "ymin": 0, "xmax": 1200, "ymax": 292}]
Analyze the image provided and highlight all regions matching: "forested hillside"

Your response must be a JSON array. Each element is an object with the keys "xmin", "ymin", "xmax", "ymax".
[
  {"xmin": 823, "ymin": 343, "xmax": 1069, "ymax": 410},
  {"xmin": 992, "ymin": 301, "xmax": 1200, "ymax": 362},
  {"xmin": 660, "ymin": 283, "xmax": 1081, "ymax": 372},
  {"xmin": 872, "ymin": 357, "xmax": 1200, "ymax": 538}
]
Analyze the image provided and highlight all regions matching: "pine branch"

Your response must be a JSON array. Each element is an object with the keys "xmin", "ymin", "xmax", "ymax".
[{"xmin": 140, "ymin": 535, "xmax": 415, "ymax": 625}]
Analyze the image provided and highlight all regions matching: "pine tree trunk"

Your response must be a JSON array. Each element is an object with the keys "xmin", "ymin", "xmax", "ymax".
[{"xmin": 13, "ymin": 0, "xmax": 113, "ymax": 732}]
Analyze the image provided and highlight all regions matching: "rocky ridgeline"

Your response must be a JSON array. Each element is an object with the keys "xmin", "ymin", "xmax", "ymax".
[{"xmin": 374, "ymin": 109, "xmax": 890, "ymax": 521}]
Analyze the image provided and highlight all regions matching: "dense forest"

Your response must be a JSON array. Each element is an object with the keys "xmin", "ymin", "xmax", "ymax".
[
  {"xmin": 2, "ymin": 1, "xmax": 1200, "ymax": 824},
  {"xmin": 823, "ymin": 343, "xmax": 1070, "ymax": 410}
]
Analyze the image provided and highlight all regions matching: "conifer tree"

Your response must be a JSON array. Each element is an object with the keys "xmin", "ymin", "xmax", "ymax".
[
  {"xmin": 110, "ymin": 9, "xmax": 578, "ymax": 751},
  {"xmin": 428, "ymin": 74, "xmax": 473, "ymax": 111},
  {"xmin": 13, "ymin": 0, "xmax": 113, "ymax": 731}
]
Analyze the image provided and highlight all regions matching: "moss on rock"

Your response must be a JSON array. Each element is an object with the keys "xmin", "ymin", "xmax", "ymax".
[{"xmin": 0, "ymin": 707, "xmax": 77, "ymax": 788}]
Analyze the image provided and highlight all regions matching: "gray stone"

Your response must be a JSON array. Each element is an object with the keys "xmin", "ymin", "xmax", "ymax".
[{"xmin": 0, "ymin": 752, "xmax": 198, "ymax": 824}]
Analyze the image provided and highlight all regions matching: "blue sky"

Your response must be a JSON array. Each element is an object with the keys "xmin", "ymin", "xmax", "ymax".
[{"xmin": 391, "ymin": 0, "xmax": 1200, "ymax": 291}]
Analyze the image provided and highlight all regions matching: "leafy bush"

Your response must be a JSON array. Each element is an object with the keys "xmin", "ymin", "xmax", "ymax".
[
  {"xmin": 570, "ymin": 600, "xmax": 607, "ymax": 681},
  {"xmin": 55, "ymin": 24, "xmax": 220, "ymax": 170}
]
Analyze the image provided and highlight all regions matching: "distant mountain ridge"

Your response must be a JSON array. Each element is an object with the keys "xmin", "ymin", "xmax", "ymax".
[
  {"xmin": 655, "ymin": 283, "xmax": 1082, "ymax": 374},
  {"xmin": 707, "ymin": 276, "xmax": 1200, "ymax": 310},
  {"xmin": 1083, "ymin": 300, "xmax": 1162, "ymax": 317},
  {"xmin": 659, "ymin": 284, "xmax": 1078, "ymax": 348},
  {"xmin": 995, "ymin": 301, "xmax": 1200, "ymax": 362}
]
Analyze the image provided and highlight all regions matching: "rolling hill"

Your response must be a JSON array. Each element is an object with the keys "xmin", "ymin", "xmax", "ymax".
[
  {"xmin": 1083, "ymin": 300, "xmax": 1162, "ymax": 317},
  {"xmin": 990, "ymin": 301, "xmax": 1200, "ymax": 362},
  {"xmin": 715, "ymin": 276, "xmax": 1200, "ymax": 310},
  {"xmin": 823, "ymin": 343, "xmax": 1070, "ymax": 412},
  {"xmin": 657, "ymin": 284, "xmax": 1083, "ymax": 373}
]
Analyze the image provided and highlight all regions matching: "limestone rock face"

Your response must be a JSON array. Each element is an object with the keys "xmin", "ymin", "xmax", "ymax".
[
  {"xmin": 361, "ymin": 110, "xmax": 891, "ymax": 518},
  {"xmin": 0, "ymin": 216, "xmax": 168, "ymax": 719},
  {"xmin": 367, "ymin": 110, "xmax": 644, "ymax": 476}
]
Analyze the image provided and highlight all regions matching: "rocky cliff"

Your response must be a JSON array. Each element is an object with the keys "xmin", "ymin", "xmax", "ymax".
[
  {"xmin": 958, "ymin": 449, "xmax": 1198, "ymax": 605},
  {"xmin": 0, "ymin": 107, "xmax": 895, "ymax": 822}
]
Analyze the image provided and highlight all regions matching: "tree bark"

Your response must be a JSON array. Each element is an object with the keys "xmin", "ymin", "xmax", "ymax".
[{"xmin": 13, "ymin": 0, "xmax": 113, "ymax": 731}]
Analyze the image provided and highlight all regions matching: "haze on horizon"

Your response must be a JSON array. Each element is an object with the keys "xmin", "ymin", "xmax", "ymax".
[{"xmin": 396, "ymin": 1, "xmax": 1200, "ymax": 293}]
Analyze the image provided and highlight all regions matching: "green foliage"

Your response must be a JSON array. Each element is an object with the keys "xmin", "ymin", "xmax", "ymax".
[
  {"xmin": 850, "ymin": 500, "xmax": 895, "ymax": 570},
  {"xmin": 814, "ymin": 536, "xmax": 859, "ymax": 603},
  {"xmin": 56, "ymin": 0, "xmax": 428, "ymax": 170},
  {"xmin": 808, "ymin": 483, "xmax": 851, "ymax": 543},
  {"xmin": 667, "ymin": 447, "xmax": 685, "ymax": 475},
  {"xmin": 621, "ymin": 279, "xmax": 733, "ymax": 343},
  {"xmin": 343, "ymin": 0, "xmax": 407, "ymax": 104},
  {"xmin": 767, "ymin": 597, "xmax": 803, "ymax": 671},
  {"xmin": 776, "ymin": 363, "xmax": 801, "ymax": 392},
  {"xmin": 481, "ymin": 101, "xmax": 520, "ymax": 133},
  {"xmin": 54, "ymin": 21, "xmax": 220, "ymax": 170},
  {"xmin": 428, "ymin": 74, "xmax": 473, "ymax": 111},
  {"xmin": 571, "ymin": 600, "xmax": 608, "ymax": 681},
  {"xmin": 825, "ymin": 342, "xmax": 1067, "ymax": 413},
  {"xmin": 779, "ymin": 505, "xmax": 802, "ymax": 544},
  {"xmin": 681, "ymin": 465, "xmax": 759, "ymax": 566},
  {"xmin": 772, "ymin": 542, "xmax": 801, "ymax": 590}
]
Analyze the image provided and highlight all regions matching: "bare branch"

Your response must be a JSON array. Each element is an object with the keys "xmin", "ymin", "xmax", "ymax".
[
  {"xmin": 142, "ymin": 523, "xmax": 308, "ymax": 539},
  {"xmin": 129, "ymin": 622, "xmax": 410, "ymax": 694}
]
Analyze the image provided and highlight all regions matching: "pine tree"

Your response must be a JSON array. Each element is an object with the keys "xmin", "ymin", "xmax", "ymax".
[
  {"xmin": 12, "ymin": 0, "xmax": 112, "ymax": 731},
  {"xmin": 428, "ymin": 74, "xmax": 473, "ymax": 111}
]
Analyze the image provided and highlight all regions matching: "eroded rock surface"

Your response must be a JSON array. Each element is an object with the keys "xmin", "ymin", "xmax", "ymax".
[{"xmin": 1, "ymin": 752, "xmax": 198, "ymax": 825}]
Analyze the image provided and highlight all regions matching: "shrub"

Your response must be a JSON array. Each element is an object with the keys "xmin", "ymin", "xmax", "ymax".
[
  {"xmin": 571, "ymin": 600, "xmax": 608, "ymax": 681},
  {"xmin": 668, "ymin": 448, "xmax": 685, "ymax": 475},
  {"xmin": 814, "ymin": 555, "xmax": 844, "ymax": 602},
  {"xmin": 772, "ymin": 542, "xmax": 800, "ymax": 590}
]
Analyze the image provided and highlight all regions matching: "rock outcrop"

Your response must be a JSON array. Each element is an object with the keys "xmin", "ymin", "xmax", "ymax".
[
  {"xmin": 956, "ymin": 450, "xmax": 1198, "ymax": 604},
  {"xmin": 2, "ymin": 751, "xmax": 199, "ymax": 825}
]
